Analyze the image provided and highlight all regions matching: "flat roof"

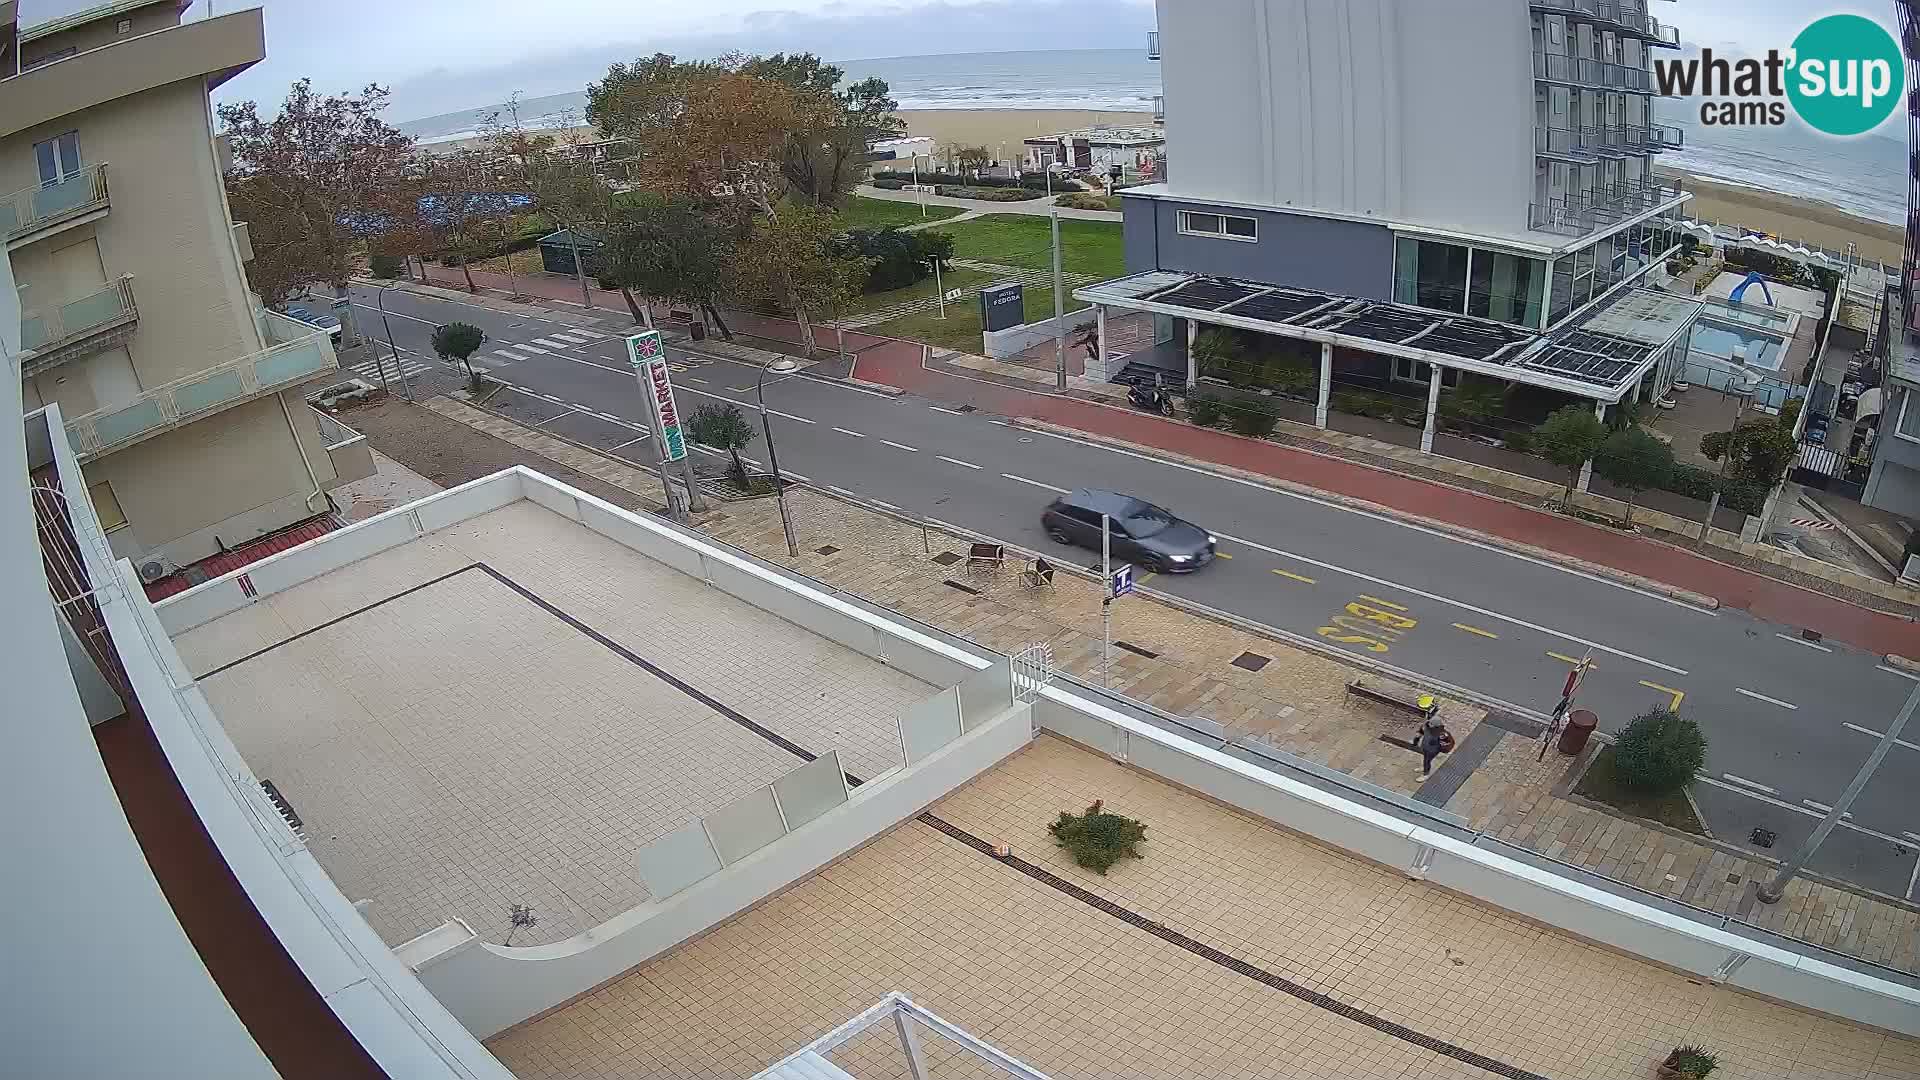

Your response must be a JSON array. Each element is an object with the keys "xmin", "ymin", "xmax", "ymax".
[
  {"xmin": 1025, "ymin": 125, "xmax": 1164, "ymax": 146},
  {"xmin": 1078, "ymin": 272, "xmax": 1700, "ymax": 400}
]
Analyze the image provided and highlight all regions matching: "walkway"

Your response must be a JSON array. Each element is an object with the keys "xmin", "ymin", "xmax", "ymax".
[
  {"xmin": 831, "ymin": 257, "xmax": 1097, "ymax": 329},
  {"xmin": 856, "ymin": 182, "xmax": 1123, "ymax": 221}
]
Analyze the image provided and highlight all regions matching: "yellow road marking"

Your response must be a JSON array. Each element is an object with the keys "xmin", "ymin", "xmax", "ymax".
[
  {"xmin": 1357, "ymin": 594, "xmax": 1408, "ymax": 611},
  {"xmin": 1639, "ymin": 680, "xmax": 1685, "ymax": 712},
  {"xmin": 1547, "ymin": 651, "xmax": 1587, "ymax": 665},
  {"xmin": 1271, "ymin": 568, "xmax": 1317, "ymax": 584},
  {"xmin": 1214, "ymin": 551, "xmax": 1232, "ymax": 559},
  {"xmin": 1452, "ymin": 623, "xmax": 1499, "ymax": 639},
  {"xmin": 1139, "ymin": 571, "xmax": 1158, "ymax": 585},
  {"xmin": 685, "ymin": 377, "xmax": 709, "ymax": 384}
]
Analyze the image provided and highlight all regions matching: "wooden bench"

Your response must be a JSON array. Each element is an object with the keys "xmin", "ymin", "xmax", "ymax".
[{"xmin": 1344, "ymin": 676, "xmax": 1437, "ymax": 722}]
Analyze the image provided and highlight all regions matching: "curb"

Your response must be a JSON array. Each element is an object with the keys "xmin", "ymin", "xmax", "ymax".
[
  {"xmin": 1885, "ymin": 653, "xmax": 1920, "ymax": 675},
  {"xmin": 1019, "ymin": 418, "xmax": 1723, "ymax": 612}
]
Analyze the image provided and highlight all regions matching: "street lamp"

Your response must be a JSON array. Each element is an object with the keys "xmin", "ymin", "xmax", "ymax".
[
  {"xmin": 757, "ymin": 357, "xmax": 801, "ymax": 557},
  {"xmin": 374, "ymin": 283, "xmax": 412, "ymax": 401}
]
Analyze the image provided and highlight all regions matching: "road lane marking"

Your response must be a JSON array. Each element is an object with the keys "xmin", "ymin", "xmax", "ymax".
[
  {"xmin": 1452, "ymin": 623, "xmax": 1498, "ymax": 639},
  {"xmin": 1802, "ymin": 799, "xmax": 1849, "ymax": 816},
  {"xmin": 1842, "ymin": 722, "xmax": 1920, "ymax": 751},
  {"xmin": 768, "ymin": 408, "xmax": 814, "ymax": 424},
  {"xmin": 533, "ymin": 407, "xmax": 581, "ymax": 428},
  {"xmin": 1878, "ymin": 664, "xmax": 1920, "ymax": 681},
  {"xmin": 1546, "ymin": 651, "xmax": 1589, "ymax": 666},
  {"xmin": 833, "ymin": 427, "xmax": 867, "ymax": 438},
  {"xmin": 987, "ymin": 420, "xmax": 1011, "ymax": 426},
  {"xmin": 531, "ymin": 337, "xmax": 572, "ymax": 348},
  {"xmin": 1002, "ymin": 473, "xmax": 1069, "ymax": 494},
  {"xmin": 1639, "ymin": 680, "xmax": 1685, "ymax": 711},
  {"xmin": 1271, "ymin": 568, "xmax": 1317, "ymax": 584},
  {"xmin": 1214, "ymin": 551, "xmax": 1232, "ymax": 559},
  {"xmin": 1023, "ymin": 425, "xmax": 1714, "ymax": 614},
  {"xmin": 1214, "ymin": 531, "xmax": 1687, "ymax": 676},
  {"xmin": 1909, "ymin": 854, "xmax": 1920, "ymax": 901},
  {"xmin": 881, "ymin": 440, "xmax": 918, "ymax": 452},
  {"xmin": 692, "ymin": 444, "xmax": 723, "ymax": 456},
  {"xmin": 1736, "ymin": 687, "xmax": 1798, "ymax": 710},
  {"xmin": 1695, "ymin": 776, "xmax": 1911, "ymax": 844},
  {"xmin": 492, "ymin": 349, "xmax": 526, "ymax": 361},
  {"xmin": 533, "ymin": 392, "xmax": 566, "ymax": 403},
  {"xmin": 727, "ymin": 386, "xmax": 753, "ymax": 393},
  {"xmin": 827, "ymin": 485, "xmax": 858, "ymax": 497},
  {"xmin": 938, "ymin": 455, "xmax": 982, "ymax": 470},
  {"xmin": 928, "ymin": 405, "xmax": 967, "ymax": 416},
  {"xmin": 609, "ymin": 434, "xmax": 650, "ymax": 450},
  {"xmin": 685, "ymin": 377, "xmax": 708, "ymax": 384},
  {"xmin": 1720, "ymin": 774, "xmax": 1778, "ymax": 796},
  {"xmin": 1775, "ymin": 633, "xmax": 1832, "ymax": 653},
  {"xmin": 512, "ymin": 343, "xmax": 552, "ymax": 354},
  {"xmin": 872, "ymin": 499, "xmax": 901, "ymax": 510},
  {"xmin": 349, "ymin": 303, "xmax": 439, "ymax": 326},
  {"xmin": 1357, "ymin": 594, "xmax": 1408, "ymax": 611}
]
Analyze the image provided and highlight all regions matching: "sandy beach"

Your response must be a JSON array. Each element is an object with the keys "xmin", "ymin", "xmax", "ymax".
[
  {"xmin": 1658, "ymin": 167, "xmax": 1904, "ymax": 266},
  {"xmin": 895, "ymin": 109, "xmax": 1157, "ymax": 157}
]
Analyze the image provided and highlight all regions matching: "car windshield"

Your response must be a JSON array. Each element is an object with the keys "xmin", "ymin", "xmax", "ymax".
[{"xmin": 1120, "ymin": 499, "xmax": 1175, "ymax": 538}]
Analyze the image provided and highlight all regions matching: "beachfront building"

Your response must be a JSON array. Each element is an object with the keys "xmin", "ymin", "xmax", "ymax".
[
  {"xmin": 1085, "ymin": 0, "xmax": 1699, "ymax": 485},
  {"xmin": 1866, "ymin": 0, "xmax": 1920, "ymax": 525},
  {"xmin": 3, "ymin": 0, "xmax": 352, "ymax": 590},
  {"xmin": 1022, "ymin": 125, "xmax": 1163, "ymax": 177}
]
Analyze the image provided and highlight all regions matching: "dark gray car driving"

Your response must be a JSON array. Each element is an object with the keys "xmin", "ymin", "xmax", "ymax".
[{"xmin": 1041, "ymin": 488, "xmax": 1216, "ymax": 572}]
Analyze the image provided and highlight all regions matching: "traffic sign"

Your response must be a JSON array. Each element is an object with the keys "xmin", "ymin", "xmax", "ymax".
[{"xmin": 1109, "ymin": 563, "xmax": 1135, "ymax": 600}]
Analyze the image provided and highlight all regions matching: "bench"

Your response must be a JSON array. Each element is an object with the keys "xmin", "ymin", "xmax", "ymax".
[
  {"xmin": 966, "ymin": 542, "xmax": 1006, "ymax": 575},
  {"xmin": 1344, "ymin": 676, "xmax": 1437, "ymax": 722}
]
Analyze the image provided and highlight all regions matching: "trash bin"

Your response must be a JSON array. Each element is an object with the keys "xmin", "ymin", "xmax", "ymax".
[
  {"xmin": 690, "ymin": 321, "xmax": 707, "ymax": 341},
  {"xmin": 1557, "ymin": 709, "xmax": 1598, "ymax": 755}
]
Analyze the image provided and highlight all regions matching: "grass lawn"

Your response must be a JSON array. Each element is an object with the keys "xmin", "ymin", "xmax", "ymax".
[
  {"xmin": 1572, "ymin": 745, "xmax": 1706, "ymax": 835},
  {"xmin": 834, "ymin": 194, "xmax": 962, "ymax": 230},
  {"xmin": 866, "ymin": 280, "xmax": 1089, "ymax": 353},
  {"xmin": 841, "ymin": 267, "xmax": 993, "ymax": 317},
  {"xmin": 937, "ymin": 214, "xmax": 1126, "ymax": 280}
]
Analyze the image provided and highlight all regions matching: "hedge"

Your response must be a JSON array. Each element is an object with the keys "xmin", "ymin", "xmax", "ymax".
[
  {"xmin": 933, "ymin": 185, "xmax": 1047, "ymax": 201},
  {"xmin": 869, "ymin": 178, "xmax": 906, "ymax": 190},
  {"xmin": 1662, "ymin": 462, "xmax": 1766, "ymax": 514},
  {"xmin": 871, "ymin": 169, "xmax": 1054, "ymax": 191}
]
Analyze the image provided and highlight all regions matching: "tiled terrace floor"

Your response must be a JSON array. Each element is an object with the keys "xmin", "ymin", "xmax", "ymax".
[
  {"xmin": 489, "ymin": 736, "xmax": 1920, "ymax": 1080},
  {"xmin": 172, "ymin": 501, "xmax": 930, "ymax": 946}
]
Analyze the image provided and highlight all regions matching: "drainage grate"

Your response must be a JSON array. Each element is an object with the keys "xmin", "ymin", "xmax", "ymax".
[
  {"xmin": 1114, "ymin": 641, "xmax": 1159, "ymax": 659},
  {"xmin": 943, "ymin": 579, "xmax": 982, "ymax": 595},
  {"xmin": 1231, "ymin": 651, "xmax": 1270, "ymax": 672},
  {"xmin": 816, "ymin": 545, "xmax": 841, "ymax": 556},
  {"xmin": 954, "ymin": 404, "xmax": 977, "ymax": 413},
  {"xmin": 1801, "ymin": 628, "xmax": 1823, "ymax": 644},
  {"xmin": 932, "ymin": 551, "xmax": 962, "ymax": 566},
  {"xmin": 259, "ymin": 779, "xmax": 304, "ymax": 836}
]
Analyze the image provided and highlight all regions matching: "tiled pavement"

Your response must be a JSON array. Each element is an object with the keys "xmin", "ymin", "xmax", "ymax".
[
  {"xmin": 488, "ymin": 737, "xmax": 1920, "ymax": 1080},
  {"xmin": 173, "ymin": 501, "xmax": 929, "ymax": 948},
  {"xmin": 396, "ymin": 394, "xmax": 1920, "ymax": 977}
]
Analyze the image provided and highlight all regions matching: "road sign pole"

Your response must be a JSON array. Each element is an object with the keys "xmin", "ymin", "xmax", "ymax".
[
  {"xmin": 631, "ymin": 357, "xmax": 679, "ymax": 522},
  {"xmin": 1052, "ymin": 209, "xmax": 1068, "ymax": 391},
  {"xmin": 1102, "ymin": 512, "xmax": 1113, "ymax": 688}
]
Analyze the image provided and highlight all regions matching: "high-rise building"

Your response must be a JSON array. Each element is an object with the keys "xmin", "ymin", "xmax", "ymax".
[{"xmin": 3, "ymin": 0, "xmax": 350, "ymax": 586}]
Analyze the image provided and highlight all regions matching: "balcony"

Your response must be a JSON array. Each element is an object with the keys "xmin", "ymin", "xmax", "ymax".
[
  {"xmin": 2, "ymin": 164, "xmax": 109, "ymax": 250},
  {"xmin": 1536, "ymin": 125, "xmax": 1602, "ymax": 161},
  {"xmin": 63, "ymin": 331, "xmax": 339, "ymax": 462},
  {"xmin": 1530, "ymin": 177, "xmax": 1685, "ymax": 238},
  {"xmin": 311, "ymin": 406, "xmax": 375, "ymax": 488},
  {"xmin": 1147, "ymin": 30, "xmax": 1160, "ymax": 59},
  {"xmin": 1152, "ymin": 95, "xmax": 1165, "ymax": 122},
  {"xmin": 1529, "ymin": 0, "xmax": 1682, "ymax": 47},
  {"xmin": 1648, "ymin": 122, "xmax": 1684, "ymax": 150},
  {"xmin": 20, "ymin": 276, "xmax": 138, "ymax": 377},
  {"xmin": 1533, "ymin": 51, "xmax": 1658, "ymax": 93}
]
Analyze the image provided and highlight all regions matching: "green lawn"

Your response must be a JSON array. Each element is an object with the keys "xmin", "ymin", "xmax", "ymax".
[
  {"xmin": 867, "ymin": 279, "xmax": 1089, "ymax": 353},
  {"xmin": 1572, "ymin": 746, "xmax": 1706, "ymax": 835},
  {"xmin": 936, "ymin": 214, "xmax": 1126, "ymax": 280},
  {"xmin": 834, "ymin": 195, "xmax": 963, "ymax": 230},
  {"xmin": 842, "ymin": 267, "xmax": 993, "ymax": 317}
]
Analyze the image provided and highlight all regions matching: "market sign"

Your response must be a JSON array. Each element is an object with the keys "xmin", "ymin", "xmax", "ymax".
[{"xmin": 626, "ymin": 331, "xmax": 686, "ymax": 461}]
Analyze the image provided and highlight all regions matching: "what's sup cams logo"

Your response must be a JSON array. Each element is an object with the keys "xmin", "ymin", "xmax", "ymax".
[{"xmin": 1652, "ymin": 13, "xmax": 1904, "ymax": 136}]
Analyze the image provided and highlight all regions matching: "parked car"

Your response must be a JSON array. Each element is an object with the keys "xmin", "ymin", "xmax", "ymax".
[
  {"xmin": 282, "ymin": 305, "xmax": 343, "ymax": 344},
  {"xmin": 1041, "ymin": 488, "xmax": 1216, "ymax": 572}
]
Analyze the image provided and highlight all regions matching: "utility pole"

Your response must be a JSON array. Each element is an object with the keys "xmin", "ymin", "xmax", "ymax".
[
  {"xmin": 566, "ymin": 229, "xmax": 593, "ymax": 309},
  {"xmin": 914, "ymin": 156, "xmax": 925, "ymax": 218},
  {"xmin": 1101, "ymin": 512, "xmax": 1113, "ymax": 688},
  {"xmin": 1758, "ymin": 681, "xmax": 1919, "ymax": 903},
  {"xmin": 1052, "ymin": 208, "xmax": 1067, "ymax": 391},
  {"xmin": 931, "ymin": 258, "xmax": 946, "ymax": 320}
]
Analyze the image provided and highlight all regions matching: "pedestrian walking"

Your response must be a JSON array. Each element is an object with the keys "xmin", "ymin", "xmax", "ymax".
[{"xmin": 1414, "ymin": 718, "xmax": 1455, "ymax": 777}]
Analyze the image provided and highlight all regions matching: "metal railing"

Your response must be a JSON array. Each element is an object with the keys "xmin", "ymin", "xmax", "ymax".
[
  {"xmin": 1152, "ymin": 94, "xmax": 1165, "ymax": 121},
  {"xmin": 756, "ymin": 993, "xmax": 1055, "ymax": 1080},
  {"xmin": 1534, "ymin": 50, "xmax": 1657, "ymax": 93},
  {"xmin": 1648, "ymin": 122, "xmax": 1684, "ymax": 150},
  {"xmin": 0, "ymin": 163, "xmax": 109, "ymax": 242},
  {"xmin": 1146, "ymin": 29, "xmax": 1160, "ymax": 59},
  {"xmin": 1535, "ymin": 125, "xmax": 1602, "ymax": 159},
  {"xmin": 20, "ymin": 276, "xmax": 136, "ymax": 356},
  {"xmin": 1531, "ymin": 177, "xmax": 1684, "ymax": 236},
  {"xmin": 262, "ymin": 308, "xmax": 326, "ymax": 347},
  {"xmin": 1530, "ymin": 0, "xmax": 1681, "ymax": 46},
  {"xmin": 64, "ymin": 334, "xmax": 338, "ymax": 460}
]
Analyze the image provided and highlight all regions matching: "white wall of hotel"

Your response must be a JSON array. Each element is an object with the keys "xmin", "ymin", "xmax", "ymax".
[{"xmin": 148, "ymin": 467, "xmax": 1920, "ymax": 1045}]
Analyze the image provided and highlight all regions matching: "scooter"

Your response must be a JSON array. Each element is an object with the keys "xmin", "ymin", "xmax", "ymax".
[{"xmin": 1128, "ymin": 376, "xmax": 1174, "ymax": 417}]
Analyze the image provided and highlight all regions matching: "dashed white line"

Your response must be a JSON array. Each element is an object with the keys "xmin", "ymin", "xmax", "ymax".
[
  {"xmin": 1735, "ymin": 687, "xmax": 1798, "ymax": 710},
  {"xmin": 1878, "ymin": 664, "xmax": 1920, "ymax": 681},
  {"xmin": 531, "ymin": 337, "xmax": 571, "ymax": 348},
  {"xmin": 1002, "ymin": 473, "xmax": 1069, "ymax": 494},
  {"xmin": 1842, "ymin": 722, "xmax": 1920, "ymax": 751},
  {"xmin": 1693, "ymin": 776, "xmax": 1911, "ymax": 845},
  {"xmin": 827, "ymin": 485, "xmax": 858, "ymax": 497},
  {"xmin": 1211, "ymin": 530, "xmax": 1688, "ymax": 676},
  {"xmin": 986, "ymin": 420, "xmax": 1011, "ymax": 427},
  {"xmin": 692, "ymin": 444, "xmax": 723, "ymax": 456},
  {"xmin": 881, "ymin": 440, "xmax": 918, "ymax": 452},
  {"xmin": 1719, "ymin": 773, "xmax": 1778, "ymax": 796},
  {"xmin": 571, "ymin": 402, "xmax": 595, "ymax": 411},
  {"xmin": 767, "ymin": 408, "xmax": 814, "ymax": 424},
  {"xmin": 938, "ymin": 455, "xmax": 982, "ymax": 470},
  {"xmin": 871, "ymin": 499, "xmax": 900, "ymax": 510},
  {"xmin": 1775, "ymin": 633, "xmax": 1833, "ymax": 653},
  {"xmin": 928, "ymin": 405, "xmax": 966, "ymax": 416},
  {"xmin": 492, "ymin": 349, "xmax": 526, "ymax": 362},
  {"xmin": 1801, "ymin": 799, "xmax": 1850, "ymax": 817},
  {"xmin": 833, "ymin": 427, "xmax": 866, "ymax": 438},
  {"xmin": 533, "ymin": 392, "xmax": 566, "ymax": 404},
  {"xmin": 512, "ymin": 343, "xmax": 552, "ymax": 355}
]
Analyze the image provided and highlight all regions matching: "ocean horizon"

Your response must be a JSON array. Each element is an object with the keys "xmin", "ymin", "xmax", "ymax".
[{"xmin": 396, "ymin": 47, "xmax": 1906, "ymax": 228}]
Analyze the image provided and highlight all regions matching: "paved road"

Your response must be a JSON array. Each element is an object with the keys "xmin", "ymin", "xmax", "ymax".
[{"xmin": 351, "ymin": 284, "xmax": 1920, "ymax": 901}]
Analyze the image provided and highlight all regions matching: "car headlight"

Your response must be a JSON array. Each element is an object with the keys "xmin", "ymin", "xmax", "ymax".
[{"xmin": 1168, "ymin": 552, "xmax": 1193, "ymax": 562}]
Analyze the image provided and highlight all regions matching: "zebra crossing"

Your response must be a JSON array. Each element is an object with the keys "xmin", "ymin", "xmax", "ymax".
[
  {"xmin": 348, "ymin": 352, "xmax": 435, "ymax": 383},
  {"xmin": 483, "ymin": 326, "xmax": 612, "ymax": 366},
  {"xmin": 348, "ymin": 324, "xmax": 629, "ymax": 385}
]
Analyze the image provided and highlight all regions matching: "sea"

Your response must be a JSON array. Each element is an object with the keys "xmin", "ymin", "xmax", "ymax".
[{"xmin": 396, "ymin": 47, "xmax": 1907, "ymax": 227}]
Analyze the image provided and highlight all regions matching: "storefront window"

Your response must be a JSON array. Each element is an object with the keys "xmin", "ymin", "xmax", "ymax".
[
  {"xmin": 1549, "ymin": 256, "xmax": 1574, "ymax": 326},
  {"xmin": 1468, "ymin": 251, "xmax": 1547, "ymax": 328},
  {"xmin": 1393, "ymin": 238, "xmax": 1469, "ymax": 313}
]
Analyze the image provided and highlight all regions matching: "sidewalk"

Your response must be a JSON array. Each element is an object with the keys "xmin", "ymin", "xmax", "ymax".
[{"xmin": 347, "ymin": 393, "xmax": 1920, "ymax": 977}]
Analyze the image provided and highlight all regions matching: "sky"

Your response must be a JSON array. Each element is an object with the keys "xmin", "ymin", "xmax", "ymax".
[{"xmin": 14, "ymin": 0, "xmax": 1907, "ymax": 124}]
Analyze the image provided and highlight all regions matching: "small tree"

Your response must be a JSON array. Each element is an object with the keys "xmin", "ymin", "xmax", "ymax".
[
  {"xmin": 1189, "ymin": 328, "xmax": 1241, "ymax": 381},
  {"xmin": 431, "ymin": 321, "xmax": 485, "ymax": 378},
  {"xmin": 1533, "ymin": 404, "xmax": 1608, "ymax": 508},
  {"xmin": 1593, "ymin": 426, "xmax": 1674, "ymax": 526},
  {"xmin": 686, "ymin": 402, "xmax": 758, "ymax": 486},
  {"xmin": 1701, "ymin": 415, "xmax": 1797, "ymax": 488},
  {"xmin": 1611, "ymin": 708, "xmax": 1706, "ymax": 795},
  {"xmin": 954, "ymin": 144, "xmax": 991, "ymax": 172},
  {"xmin": 1049, "ymin": 799, "xmax": 1147, "ymax": 875},
  {"xmin": 368, "ymin": 253, "xmax": 404, "ymax": 279}
]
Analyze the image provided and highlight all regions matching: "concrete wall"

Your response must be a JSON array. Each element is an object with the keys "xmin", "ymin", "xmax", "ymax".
[
  {"xmin": 1154, "ymin": 0, "xmax": 1534, "ymax": 238},
  {"xmin": 20, "ymin": 2, "xmax": 184, "ymax": 69},
  {"xmin": 1865, "ymin": 385, "xmax": 1920, "ymax": 514},
  {"xmin": 982, "ymin": 310, "xmax": 1094, "ymax": 360},
  {"xmin": 1125, "ymin": 194, "xmax": 1395, "ymax": 297},
  {"xmin": 1033, "ymin": 687, "xmax": 1920, "ymax": 1038}
]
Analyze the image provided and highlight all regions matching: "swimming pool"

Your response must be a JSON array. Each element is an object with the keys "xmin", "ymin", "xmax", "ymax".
[{"xmin": 1689, "ymin": 317, "xmax": 1785, "ymax": 371}]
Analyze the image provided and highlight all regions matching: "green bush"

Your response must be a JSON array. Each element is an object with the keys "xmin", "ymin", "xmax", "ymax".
[
  {"xmin": 1228, "ymin": 403, "xmax": 1279, "ymax": 438},
  {"xmin": 1666, "ymin": 1045, "xmax": 1719, "ymax": 1079},
  {"xmin": 1049, "ymin": 800, "xmax": 1147, "ymax": 875},
  {"xmin": 1055, "ymin": 192, "xmax": 1117, "ymax": 211},
  {"xmin": 1501, "ymin": 430, "xmax": 1532, "ymax": 455},
  {"xmin": 369, "ymin": 253, "xmax": 404, "ymax": 279},
  {"xmin": 869, "ymin": 178, "xmax": 906, "ymax": 190},
  {"xmin": 933, "ymin": 185, "xmax": 1047, "ymax": 201},
  {"xmin": 1663, "ymin": 463, "xmax": 1767, "ymax": 515},
  {"xmin": 1610, "ymin": 708, "xmax": 1707, "ymax": 795},
  {"xmin": 1186, "ymin": 393, "xmax": 1225, "ymax": 428}
]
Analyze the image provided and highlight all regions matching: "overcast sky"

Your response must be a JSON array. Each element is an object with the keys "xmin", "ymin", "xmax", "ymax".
[{"xmin": 15, "ymin": 0, "xmax": 1903, "ymax": 123}]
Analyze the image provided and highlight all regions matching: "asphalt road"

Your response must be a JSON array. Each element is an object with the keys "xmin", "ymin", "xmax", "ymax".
[{"xmin": 350, "ymin": 284, "xmax": 1920, "ymax": 902}]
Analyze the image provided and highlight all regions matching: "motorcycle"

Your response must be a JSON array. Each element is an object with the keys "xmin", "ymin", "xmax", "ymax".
[{"xmin": 1128, "ymin": 377, "xmax": 1175, "ymax": 417}]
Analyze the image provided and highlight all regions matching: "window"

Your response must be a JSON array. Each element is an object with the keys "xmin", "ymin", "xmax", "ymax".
[
  {"xmin": 1468, "ymin": 250, "xmax": 1546, "ymax": 328},
  {"xmin": 1899, "ymin": 389, "xmax": 1920, "ymax": 443},
  {"xmin": 1178, "ymin": 209, "xmax": 1257, "ymax": 242},
  {"xmin": 22, "ymin": 46, "xmax": 77, "ymax": 70},
  {"xmin": 117, "ymin": 18, "xmax": 133, "ymax": 34},
  {"xmin": 1392, "ymin": 357, "xmax": 1460, "ymax": 388},
  {"xmin": 1548, "ymin": 256, "xmax": 1574, "ymax": 326},
  {"xmin": 1393, "ymin": 238, "xmax": 1469, "ymax": 312},
  {"xmin": 88, "ymin": 481, "xmax": 127, "ymax": 531},
  {"xmin": 34, "ymin": 131, "xmax": 82, "ymax": 186}
]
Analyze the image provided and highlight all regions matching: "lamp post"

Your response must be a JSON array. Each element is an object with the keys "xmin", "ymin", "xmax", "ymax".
[
  {"xmin": 757, "ymin": 357, "xmax": 801, "ymax": 557},
  {"xmin": 374, "ymin": 284, "xmax": 411, "ymax": 401},
  {"xmin": 1698, "ymin": 366, "xmax": 1757, "ymax": 545}
]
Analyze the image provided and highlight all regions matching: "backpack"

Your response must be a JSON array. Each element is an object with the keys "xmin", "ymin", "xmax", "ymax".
[{"xmin": 1436, "ymin": 727, "xmax": 1456, "ymax": 754}]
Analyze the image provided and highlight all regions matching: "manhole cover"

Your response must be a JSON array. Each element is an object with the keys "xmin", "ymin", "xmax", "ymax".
[
  {"xmin": 816, "ymin": 545, "xmax": 841, "ymax": 556},
  {"xmin": 932, "ymin": 551, "xmax": 962, "ymax": 566},
  {"xmin": 1750, "ymin": 827, "xmax": 1776, "ymax": 849},
  {"xmin": 1114, "ymin": 641, "xmax": 1159, "ymax": 659},
  {"xmin": 1232, "ymin": 651, "xmax": 1271, "ymax": 672}
]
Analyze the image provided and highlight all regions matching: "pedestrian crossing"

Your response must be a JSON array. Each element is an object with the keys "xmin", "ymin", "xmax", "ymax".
[
  {"xmin": 348, "ymin": 354, "xmax": 435, "ymax": 382},
  {"xmin": 484, "ymin": 326, "xmax": 613, "ymax": 366}
]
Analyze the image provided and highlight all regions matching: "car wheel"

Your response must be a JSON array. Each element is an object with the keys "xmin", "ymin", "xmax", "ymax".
[
  {"xmin": 1139, "ymin": 555, "xmax": 1162, "ymax": 573},
  {"xmin": 1047, "ymin": 528, "xmax": 1074, "ymax": 546}
]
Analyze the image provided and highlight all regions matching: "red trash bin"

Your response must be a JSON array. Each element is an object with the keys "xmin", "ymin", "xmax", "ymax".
[{"xmin": 1557, "ymin": 709, "xmax": 1598, "ymax": 755}]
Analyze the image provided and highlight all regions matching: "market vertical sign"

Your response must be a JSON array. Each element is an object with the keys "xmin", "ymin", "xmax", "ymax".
[
  {"xmin": 1652, "ymin": 14, "xmax": 1903, "ymax": 136},
  {"xmin": 626, "ymin": 330, "xmax": 687, "ymax": 462}
]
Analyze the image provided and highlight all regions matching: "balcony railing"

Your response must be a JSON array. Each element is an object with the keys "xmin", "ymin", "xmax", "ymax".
[
  {"xmin": 1536, "ymin": 125, "xmax": 1602, "ymax": 160},
  {"xmin": 64, "ymin": 333, "xmax": 339, "ymax": 461},
  {"xmin": 20, "ymin": 276, "xmax": 137, "ymax": 365},
  {"xmin": 1, "ymin": 163, "xmax": 110, "ymax": 245},
  {"xmin": 1530, "ymin": 177, "xmax": 1685, "ymax": 237},
  {"xmin": 1648, "ymin": 122, "xmax": 1684, "ymax": 150},
  {"xmin": 1534, "ymin": 50, "xmax": 1661, "ymax": 93},
  {"xmin": 1530, "ymin": 0, "xmax": 1681, "ymax": 47},
  {"xmin": 262, "ymin": 308, "xmax": 326, "ymax": 347},
  {"xmin": 1147, "ymin": 30, "xmax": 1160, "ymax": 59},
  {"xmin": 1152, "ymin": 95, "xmax": 1165, "ymax": 121}
]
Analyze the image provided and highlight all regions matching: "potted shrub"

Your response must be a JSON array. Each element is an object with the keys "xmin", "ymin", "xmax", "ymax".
[
  {"xmin": 1612, "ymin": 708, "xmax": 1707, "ymax": 796},
  {"xmin": 1049, "ymin": 799, "xmax": 1147, "ymax": 875},
  {"xmin": 1657, "ymin": 1045, "xmax": 1718, "ymax": 1078}
]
